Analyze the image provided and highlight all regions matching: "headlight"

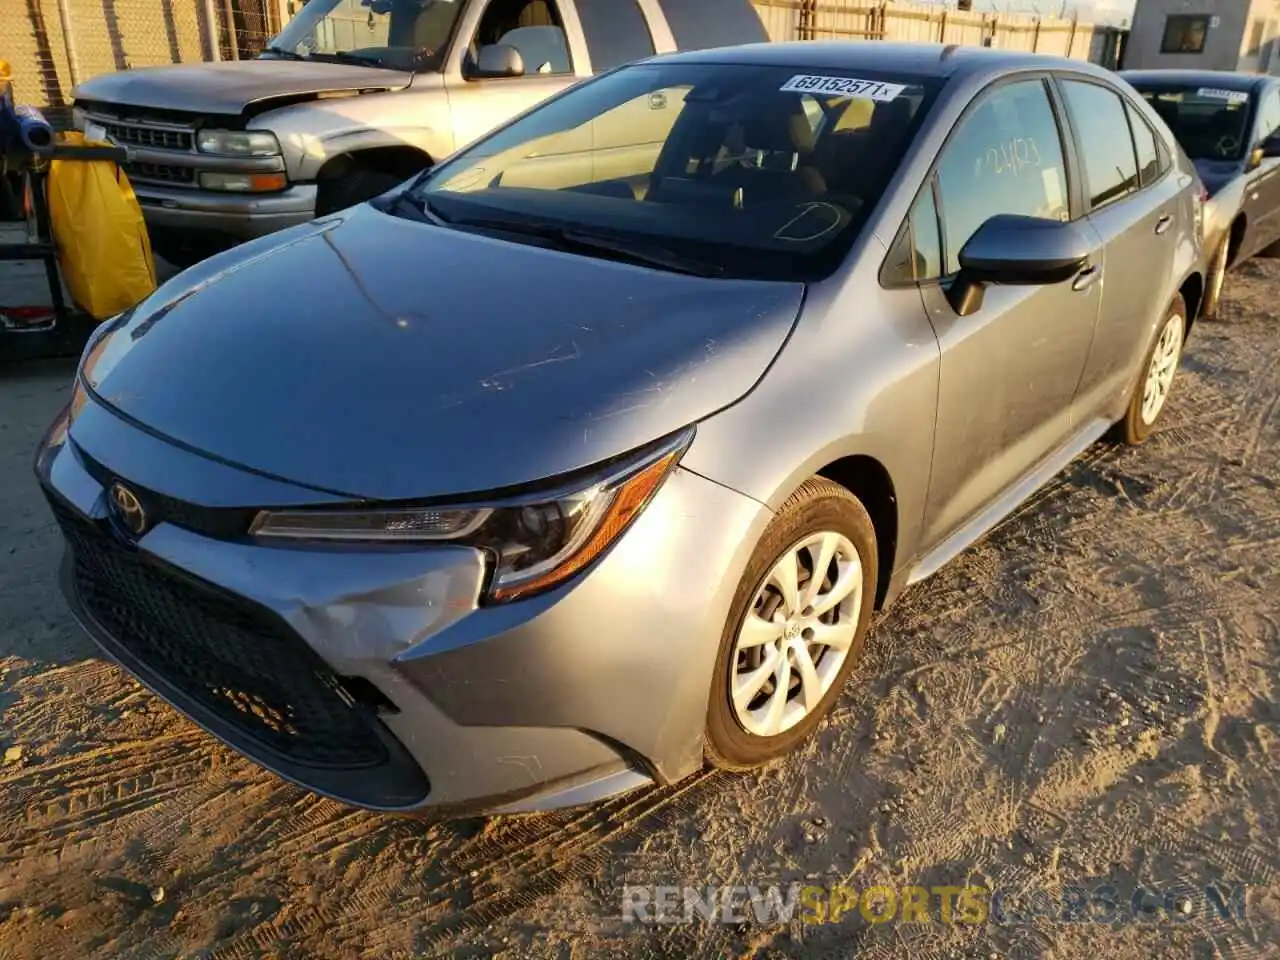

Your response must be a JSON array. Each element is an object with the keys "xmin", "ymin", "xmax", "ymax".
[
  {"xmin": 250, "ymin": 429, "xmax": 693, "ymax": 603},
  {"xmin": 196, "ymin": 129, "xmax": 281, "ymax": 157},
  {"xmin": 199, "ymin": 171, "xmax": 288, "ymax": 192}
]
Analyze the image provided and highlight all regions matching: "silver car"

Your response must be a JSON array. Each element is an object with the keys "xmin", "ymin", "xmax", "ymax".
[{"xmin": 38, "ymin": 43, "xmax": 1204, "ymax": 815}]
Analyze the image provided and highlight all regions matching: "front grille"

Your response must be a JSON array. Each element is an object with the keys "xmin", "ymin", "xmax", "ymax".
[
  {"xmin": 123, "ymin": 161, "xmax": 197, "ymax": 186},
  {"xmin": 103, "ymin": 121, "xmax": 193, "ymax": 152},
  {"xmin": 50, "ymin": 498, "xmax": 391, "ymax": 770}
]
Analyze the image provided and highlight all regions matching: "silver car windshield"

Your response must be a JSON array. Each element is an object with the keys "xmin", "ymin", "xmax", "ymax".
[
  {"xmin": 412, "ymin": 62, "xmax": 938, "ymax": 280},
  {"xmin": 267, "ymin": 0, "xmax": 464, "ymax": 71}
]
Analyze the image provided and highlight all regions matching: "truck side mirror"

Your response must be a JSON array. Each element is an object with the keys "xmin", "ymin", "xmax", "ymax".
[{"xmin": 473, "ymin": 44, "xmax": 525, "ymax": 79}]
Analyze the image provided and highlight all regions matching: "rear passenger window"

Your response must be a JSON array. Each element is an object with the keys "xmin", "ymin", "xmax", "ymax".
[
  {"xmin": 934, "ymin": 79, "xmax": 1070, "ymax": 276},
  {"xmin": 576, "ymin": 0, "xmax": 655, "ymax": 71},
  {"xmin": 655, "ymin": 0, "xmax": 769, "ymax": 51},
  {"xmin": 1127, "ymin": 103, "xmax": 1162, "ymax": 186},
  {"xmin": 1062, "ymin": 80, "xmax": 1140, "ymax": 209}
]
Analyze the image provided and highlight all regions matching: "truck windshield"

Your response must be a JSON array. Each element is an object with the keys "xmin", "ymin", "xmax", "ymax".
[
  {"xmin": 1134, "ymin": 85, "xmax": 1254, "ymax": 162},
  {"xmin": 266, "ymin": 0, "xmax": 464, "ymax": 71},
  {"xmin": 410, "ymin": 62, "xmax": 937, "ymax": 281}
]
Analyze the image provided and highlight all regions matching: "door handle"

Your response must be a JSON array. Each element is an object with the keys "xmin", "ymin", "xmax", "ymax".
[
  {"xmin": 1072, "ymin": 263, "xmax": 1100, "ymax": 292},
  {"xmin": 1155, "ymin": 214, "xmax": 1174, "ymax": 236}
]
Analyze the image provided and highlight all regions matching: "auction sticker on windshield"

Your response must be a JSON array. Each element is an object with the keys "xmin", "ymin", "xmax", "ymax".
[
  {"xmin": 780, "ymin": 75, "xmax": 905, "ymax": 101},
  {"xmin": 1196, "ymin": 88, "xmax": 1250, "ymax": 104}
]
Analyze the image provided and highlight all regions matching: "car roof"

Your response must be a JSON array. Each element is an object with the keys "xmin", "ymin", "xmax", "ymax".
[
  {"xmin": 650, "ymin": 40, "xmax": 1107, "ymax": 82},
  {"xmin": 1120, "ymin": 70, "xmax": 1272, "ymax": 94}
]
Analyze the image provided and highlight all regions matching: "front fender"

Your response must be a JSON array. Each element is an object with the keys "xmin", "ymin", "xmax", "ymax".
[{"xmin": 250, "ymin": 83, "xmax": 454, "ymax": 181}]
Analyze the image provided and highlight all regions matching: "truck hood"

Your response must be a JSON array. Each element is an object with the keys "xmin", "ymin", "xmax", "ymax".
[
  {"xmin": 79, "ymin": 205, "xmax": 805, "ymax": 501},
  {"xmin": 73, "ymin": 60, "xmax": 411, "ymax": 116}
]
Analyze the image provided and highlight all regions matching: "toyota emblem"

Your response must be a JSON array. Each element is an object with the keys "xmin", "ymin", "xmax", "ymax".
[{"xmin": 109, "ymin": 483, "xmax": 148, "ymax": 537}]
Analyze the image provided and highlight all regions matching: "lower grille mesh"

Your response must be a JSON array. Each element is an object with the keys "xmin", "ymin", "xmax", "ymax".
[{"xmin": 51, "ymin": 499, "xmax": 390, "ymax": 770}]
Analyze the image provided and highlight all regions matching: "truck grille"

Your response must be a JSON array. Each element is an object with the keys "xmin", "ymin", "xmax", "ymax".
[
  {"xmin": 124, "ymin": 161, "xmax": 197, "ymax": 186},
  {"xmin": 50, "ymin": 498, "xmax": 393, "ymax": 771},
  {"xmin": 102, "ymin": 121, "xmax": 194, "ymax": 152}
]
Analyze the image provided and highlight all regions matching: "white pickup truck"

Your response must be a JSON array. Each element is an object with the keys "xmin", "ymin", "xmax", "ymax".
[{"xmin": 70, "ymin": 0, "xmax": 767, "ymax": 265}]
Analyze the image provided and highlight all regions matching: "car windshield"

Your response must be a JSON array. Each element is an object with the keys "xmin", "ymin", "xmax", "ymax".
[
  {"xmin": 1134, "ymin": 85, "xmax": 1254, "ymax": 162},
  {"xmin": 265, "ymin": 0, "xmax": 464, "ymax": 71},
  {"xmin": 408, "ymin": 62, "xmax": 938, "ymax": 280}
]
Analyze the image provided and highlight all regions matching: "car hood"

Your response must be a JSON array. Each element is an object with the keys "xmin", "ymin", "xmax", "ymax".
[
  {"xmin": 1193, "ymin": 158, "xmax": 1243, "ymax": 198},
  {"xmin": 73, "ymin": 60, "xmax": 411, "ymax": 116},
  {"xmin": 80, "ymin": 205, "xmax": 805, "ymax": 501}
]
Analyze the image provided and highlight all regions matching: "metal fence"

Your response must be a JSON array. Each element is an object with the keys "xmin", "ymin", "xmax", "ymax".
[
  {"xmin": 3, "ymin": 0, "xmax": 1099, "ymax": 119},
  {"xmin": 753, "ymin": 1, "xmax": 1096, "ymax": 59}
]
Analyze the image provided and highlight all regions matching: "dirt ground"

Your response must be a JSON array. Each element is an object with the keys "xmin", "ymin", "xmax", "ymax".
[{"xmin": 1, "ymin": 260, "xmax": 1278, "ymax": 960}]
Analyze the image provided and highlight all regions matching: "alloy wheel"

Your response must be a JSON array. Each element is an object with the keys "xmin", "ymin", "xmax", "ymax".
[
  {"xmin": 1140, "ymin": 312, "xmax": 1184, "ymax": 426},
  {"xmin": 729, "ymin": 531, "xmax": 863, "ymax": 738}
]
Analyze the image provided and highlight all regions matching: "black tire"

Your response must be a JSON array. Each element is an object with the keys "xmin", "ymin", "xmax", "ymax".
[
  {"xmin": 315, "ymin": 168, "xmax": 404, "ymax": 217},
  {"xmin": 705, "ymin": 477, "xmax": 878, "ymax": 770},
  {"xmin": 1202, "ymin": 231, "xmax": 1230, "ymax": 319},
  {"xmin": 1113, "ymin": 294, "xmax": 1186, "ymax": 446}
]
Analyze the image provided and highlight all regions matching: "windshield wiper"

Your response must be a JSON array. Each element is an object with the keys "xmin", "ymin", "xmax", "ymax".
[
  {"xmin": 381, "ymin": 190, "xmax": 447, "ymax": 225},
  {"xmin": 260, "ymin": 45, "xmax": 306, "ymax": 61},
  {"xmin": 306, "ymin": 50, "xmax": 386, "ymax": 67},
  {"xmin": 450, "ymin": 217, "xmax": 725, "ymax": 277}
]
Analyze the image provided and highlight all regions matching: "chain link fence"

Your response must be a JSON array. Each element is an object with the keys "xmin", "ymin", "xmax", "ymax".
[{"xmin": 3, "ymin": 0, "xmax": 1101, "ymax": 121}]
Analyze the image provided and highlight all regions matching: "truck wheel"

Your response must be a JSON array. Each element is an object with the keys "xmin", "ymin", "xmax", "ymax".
[{"xmin": 316, "ymin": 168, "xmax": 405, "ymax": 217}]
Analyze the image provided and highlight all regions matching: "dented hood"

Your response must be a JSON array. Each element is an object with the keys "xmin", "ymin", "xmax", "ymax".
[
  {"xmin": 73, "ymin": 60, "xmax": 410, "ymax": 116},
  {"xmin": 79, "ymin": 204, "xmax": 805, "ymax": 501}
]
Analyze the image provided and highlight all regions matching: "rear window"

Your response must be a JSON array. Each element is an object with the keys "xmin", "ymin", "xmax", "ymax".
[
  {"xmin": 1133, "ymin": 85, "xmax": 1254, "ymax": 162},
  {"xmin": 655, "ymin": 0, "xmax": 768, "ymax": 50},
  {"xmin": 577, "ymin": 0, "xmax": 655, "ymax": 71},
  {"xmin": 416, "ymin": 62, "xmax": 938, "ymax": 281}
]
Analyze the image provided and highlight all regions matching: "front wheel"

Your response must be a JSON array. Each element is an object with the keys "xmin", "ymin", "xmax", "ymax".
[
  {"xmin": 1114, "ymin": 295, "xmax": 1186, "ymax": 446},
  {"xmin": 705, "ymin": 478, "xmax": 877, "ymax": 770},
  {"xmin": 1203, "ymin": 231, "xmax": 1230, "ymax": 319},
  {"xmin": 315, "ymin": 168, "xmax": 405, "ymax": 217}
]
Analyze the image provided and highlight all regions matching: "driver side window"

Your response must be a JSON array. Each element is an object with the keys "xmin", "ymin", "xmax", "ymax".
[
  {"xmin": 1259, "ymin": 88, "xmax": 1280, "ymax": 143},
  {"xmin": 466, "ymin": 0, "xmax": 573, "ymax": 78},
  {"xmin": 935, "ymin": 79, "xmax": 1070, "ymax": 276}
]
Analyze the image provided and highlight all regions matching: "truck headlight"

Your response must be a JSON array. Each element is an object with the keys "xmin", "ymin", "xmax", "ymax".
[
  {"xmin": 196, "ymin": 129, "xmax": 281, "ymax": 157},
  {"xmin": 250, "ymin": 429, "xmax": 693, "ymax": 603}
]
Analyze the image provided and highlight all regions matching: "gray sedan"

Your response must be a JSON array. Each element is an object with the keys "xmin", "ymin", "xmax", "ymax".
[
  {"xmin": 1122, "ymin": 70, "xmax": 1280, "ymax": 319},
  {"xmin": 37, "ymin": 43, "xmax": 1204, "ymax": 815}
]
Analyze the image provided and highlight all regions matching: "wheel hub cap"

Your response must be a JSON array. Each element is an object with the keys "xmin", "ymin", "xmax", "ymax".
[
  {"xmin": 1140, "ymin": 313, "xmax": 1184, "ymax": 426},
  {"xmin": 729, "ymin": 531, "xmax": 863, "ymax": 738}
]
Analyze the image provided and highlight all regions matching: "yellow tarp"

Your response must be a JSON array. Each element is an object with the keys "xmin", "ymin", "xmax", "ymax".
[{"xmin": 46, "ymin": 131, "xmax": 157, "ymax": 320}]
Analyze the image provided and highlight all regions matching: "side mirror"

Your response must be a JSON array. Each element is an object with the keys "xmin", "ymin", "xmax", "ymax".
[
  {"xmin": 473, "ymin": 44, "xmax": 525, "ymax": 79},
  {"xmin": 1262, "ymin": 132, "xmax": 1280, "ymax": 159},
  {"xmin": 948, "ymin": 214, "xmax": 1093, "ymax": 317}
]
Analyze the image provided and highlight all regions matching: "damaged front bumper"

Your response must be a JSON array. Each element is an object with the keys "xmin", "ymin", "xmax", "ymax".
[{"xmin": 35, "ymin": 392, "xmax": 768, "ymax": 815}]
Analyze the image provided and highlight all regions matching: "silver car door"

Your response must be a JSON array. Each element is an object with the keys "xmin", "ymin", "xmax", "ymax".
[{"xmin": 917, "ymin": 77, "xmax": 1101, "ymax": 555}]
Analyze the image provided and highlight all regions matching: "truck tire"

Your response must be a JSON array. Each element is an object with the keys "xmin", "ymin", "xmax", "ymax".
[{"xmin": 316, "ymin": 168, "xmax": 405, "ymax": 217}]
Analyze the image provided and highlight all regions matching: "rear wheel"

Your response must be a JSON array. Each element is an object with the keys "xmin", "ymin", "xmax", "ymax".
[
  {"xmin": 1114, "ymin": 295, "xmax": 1186, "ymax": 446},
  {"xmin": 705, "ymin": 478, "xmax": 877, "ymax": 770}
]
